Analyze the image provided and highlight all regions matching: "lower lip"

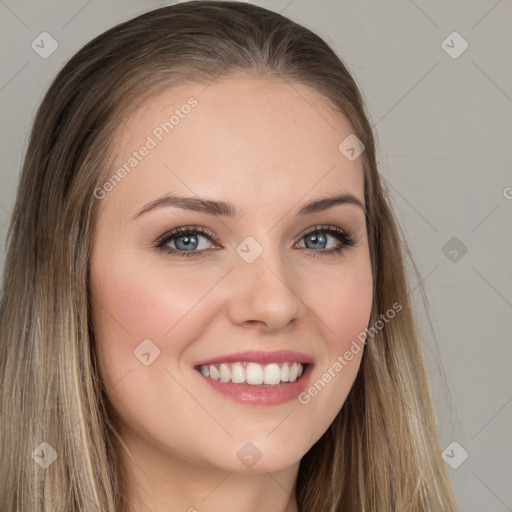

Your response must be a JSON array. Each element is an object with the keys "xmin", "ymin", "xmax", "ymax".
[{"xmin": 196, "ymin": 365, "xmax": 313, "ymax": 406}]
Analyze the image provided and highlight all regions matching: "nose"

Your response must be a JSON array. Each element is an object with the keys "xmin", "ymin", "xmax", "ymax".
[{"xmin": 226, "ymin": 245, "xmax": 303, "ymax": 332}]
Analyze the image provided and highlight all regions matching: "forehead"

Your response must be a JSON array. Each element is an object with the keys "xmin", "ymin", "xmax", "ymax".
[{"xmin": 101, "ymin": 76, "xmax": 365, "ymax": 218}]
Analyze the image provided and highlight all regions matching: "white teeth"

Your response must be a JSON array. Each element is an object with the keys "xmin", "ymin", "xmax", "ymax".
[
  {"xmin": 231, "ymin": 362, "xmax": 246, "ymax": 383},
  {"xmin": 289, "ymin": 363, "xmax": 299, "ymax": 382},
  {"xmin": 246, "ymin": 362, "xmax": 264, "ymax": 385},
  {"xmin": 198, "ymin": 361, "xmax": 306, "ymax": 386},
  {"xmin": 219, "ymin": 363, "xmax": 230, "ymax": 383},
  {"xmin": 209, "ymin": 365, "xmax": 220, "ymax": 380},
  {"xmin": 281, "ymin": 363, "xmax": 290, "ymax": 382},
  {"xmin": 231, "ymin": 363, "xmax": 245, "ymax": 384},
  {"xmin": 263, "ymin": 363, "xmax": 281, "ymax": 385}
]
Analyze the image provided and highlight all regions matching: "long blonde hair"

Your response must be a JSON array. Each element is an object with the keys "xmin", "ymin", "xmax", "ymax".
[{"xmin": 0, "ymin": 2, "xmax": 458, "ymax": 510}]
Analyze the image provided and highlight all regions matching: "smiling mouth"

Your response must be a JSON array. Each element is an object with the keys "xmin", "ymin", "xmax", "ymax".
[{"xmin": 195, "ymin": 361, "xmax": 307, "ymax": 387}]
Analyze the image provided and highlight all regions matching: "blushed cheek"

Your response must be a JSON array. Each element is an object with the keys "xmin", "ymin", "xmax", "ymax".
[
  {"xmin": 322, "ymin": 271, "xmax": 373, "ymax": 352},
  {"xmin": 89, "ymin": 268, "xmax": 166, "ymax": 388},
  {"xmin": 298, "ymin": 270, "xmax": 371, "ymax": 437},
  {"xmin": 89, "ymin": 264, "xmax": 210, "ymax": 383},
  {"xmin": 94, "ymin": 255, "xmax": 195, "ymax": 334}
]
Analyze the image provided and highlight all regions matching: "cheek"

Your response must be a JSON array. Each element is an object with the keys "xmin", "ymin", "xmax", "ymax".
[
  {"xmin": 89, "ymin": 259, "xmax": 203, "ymax": 389},
  {"xmin": 297, "ymin": 258, "xmax": 372, "ymax": 421},
  {"xmin": 93, "ymin": 254, "xmax": 213, "ymax": 335},
  {"xmin": 313, "ymin": 258, "xmax": 373, "ymax": 350},
  {"xmin": 328, "ymin": 282, "xmax": 373, "ymax": 347}
]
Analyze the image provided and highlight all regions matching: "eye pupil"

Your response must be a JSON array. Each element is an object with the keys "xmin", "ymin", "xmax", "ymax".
[
  {"xmin": 305, "ymin": 232, "xmax": 327, "ymax": 249},
  {"xmin": 176, "ymin": 234, "xmax": 198, "ymax": 250}
]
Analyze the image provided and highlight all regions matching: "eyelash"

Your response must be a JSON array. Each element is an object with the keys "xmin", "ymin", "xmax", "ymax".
[{"xmin": 155, "ymin": 224, "xmax": 357, "ymax": 259}]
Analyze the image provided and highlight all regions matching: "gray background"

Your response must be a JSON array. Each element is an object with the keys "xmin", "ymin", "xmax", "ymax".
[{"xmin": 1, "ymin": 0, "xmax": 511, "ymax": 510}]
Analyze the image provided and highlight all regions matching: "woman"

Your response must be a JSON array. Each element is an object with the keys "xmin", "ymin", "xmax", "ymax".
[{"xmin": 0, "ymin": 1, "xmax": 459, "ymax": 511}]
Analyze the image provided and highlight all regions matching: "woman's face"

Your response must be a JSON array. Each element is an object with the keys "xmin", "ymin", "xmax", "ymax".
[{"xmin": 89, "ymin": 75, "xmax": 373, "ymax": 475}]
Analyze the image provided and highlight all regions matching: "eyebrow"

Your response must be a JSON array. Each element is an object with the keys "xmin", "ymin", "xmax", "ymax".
[{"xmin": 131, "ymin": 192, "xmax": 366, "ymax": 221}]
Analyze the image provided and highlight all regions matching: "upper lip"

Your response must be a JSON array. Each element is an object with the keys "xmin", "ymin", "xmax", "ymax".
[{"xmin": 194, "ymin": 350, "xmax": 314, "ymax": 367}]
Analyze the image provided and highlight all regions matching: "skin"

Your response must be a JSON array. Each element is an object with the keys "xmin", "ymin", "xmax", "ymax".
[{"xmin": 89, "ymin": 75, "xmax": 373, "ymax": 512}]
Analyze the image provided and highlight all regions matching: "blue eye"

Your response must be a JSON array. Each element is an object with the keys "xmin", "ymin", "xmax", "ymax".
[
  {"xmin": 155, "ymin": 226, "xmax": 216, "ymax": 257},
  {"xmin": 155, "ymin": 224, "xmax": 356, "ymax": 258},
  {"xmin": 297, "ymin": 225, "xmax": 357, "ymax": 257}
]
